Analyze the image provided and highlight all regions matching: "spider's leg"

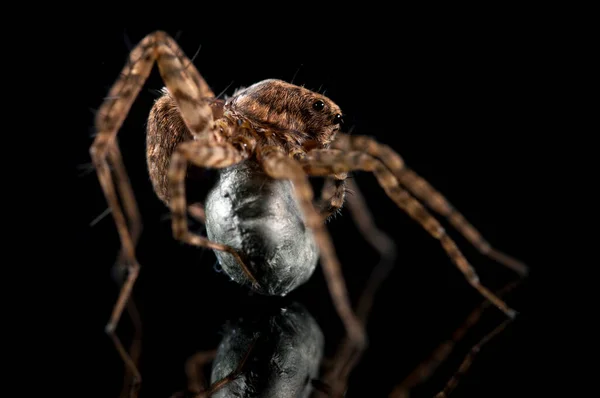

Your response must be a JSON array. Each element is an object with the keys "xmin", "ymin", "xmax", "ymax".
[
  {"xmin": 313, "ymin": 177, "xmax": 398, "ymax": 395},
  {"xmin": 317, "ymin": 174, "xmax": 347, "ymax": 219},
  {"xmin": 260, "ymin": 147, "xmax": 366, "ymax": 398},
  {"xmin": 259, "ymin": 147, "xmax": 366, "ymax": 345},
  {"xmin": 168, "ymin": 140, "xmax": 259, "ymax": 287},
  {"xmin": 109, "ymin": 146, "xmax": 144, "ymax": 398},
  {"xmin": 434, "ymin": 318, "xmax": 513, "ymax": 398},
  {"xmin": 201, "ymin": 336, "xmax": 258, "ymax": 397},
  {"xmin": 301, "ymin": 150, "xmax": 517, "ymax": 319},
  {"xmin": 110, "ymin": 145, "xmax": 143, "ymax": 274},
  {"xmin": 92, "ymin": 30, "xmax": 215, "ymax": 385},
  {"xmin": 389, "ymin": 278, "xmax": 523, "ymax": 398},
  {"xmin": 170, "ymin": 342, "xmax": 254, "ymax": 398},
  {"xmin": 183, "ymin": 350, "xmax": 217, "ymax": 396},
  {"xmin": 169, "ymin": 350, "xmax": 217, "ymax": 397},
  {"xmin": 344, "ymin": 178, "xmax": 398, "ymax": 323},
  {"xmin": 113, "ymin": 301, "xmax": 142, "ymax": 398},
  {"xmin": 332, "ymin": 133, "xmax": 528, "ymax": 276},
  {"xmin": 317, "ymin": 174, "xmax": 398, "ymax": 291}
]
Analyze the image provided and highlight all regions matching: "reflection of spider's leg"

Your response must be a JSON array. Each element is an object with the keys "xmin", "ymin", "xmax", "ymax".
[
  {"xmin": 435, "ymin": 317, "xmax": 513, "ymax": 398},
  {"xmin": 172, "ymin": 337, "xmax": 258, "ymax": 398},
  {"xmin": 313, "ymin": 178, "xmax": 398, "ymax": 395},
  {"xmin": 259, "ymin": 146, "xmax": 366, "ymax": 349},
  {"xmin": 109, "ymin": 146, "xmax": 144, "ymax": 398},
  {"xmin": 167, "ymin": 141, "xmax": 259, "ymax": 287},
  {"xmin": 316, "ymin": 174, "xmax": 347, "ymax": 219},
  {"xmin": 118, "ymin": 301, "xmax": 142, "ymax": 398},
  {"xmin": 389, "ymin": 278, "xmax": 523, "ymax": 398},
  {"xmin": 167, "ymin": 350, "xmax": 217, "ymax": 397},
  {"xmin": 92, "ymin": 30, "xmax": 214, "ymax": 383},
  {"xmin": 301, "ymin": 150, "xmax": 516, "ymax": 319},
  {"xmin": 332, "ymin": 133, "xmax": 528, "ymax": 276},
  {"xmin": 203, "ymin": 336, "xmax": 258, "ymax": 396},
  {"xmin": 344, "ymin": 178, "xmax": 397, "ymax": 323}
]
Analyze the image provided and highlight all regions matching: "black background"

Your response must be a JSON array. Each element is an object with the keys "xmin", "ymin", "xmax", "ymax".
[{"xmin": 65, "ymin": 13, "xmax": 562, "ymax": 398}]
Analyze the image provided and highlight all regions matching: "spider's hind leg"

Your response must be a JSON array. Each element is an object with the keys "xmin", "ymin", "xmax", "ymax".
[{"xmin": 92, "ymin": 30, "xmax": 215, "ymax": 389}]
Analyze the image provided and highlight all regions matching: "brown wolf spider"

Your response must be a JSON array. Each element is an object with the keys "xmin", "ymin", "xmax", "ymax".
[{"xmin": 91, "ymin": 30, "xmax": 528, "ymax": 390}]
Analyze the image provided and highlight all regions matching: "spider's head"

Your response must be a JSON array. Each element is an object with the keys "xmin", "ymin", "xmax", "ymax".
[{"xmin": 228, "ymin": 79, "xmax": 343, "ymax": 149}]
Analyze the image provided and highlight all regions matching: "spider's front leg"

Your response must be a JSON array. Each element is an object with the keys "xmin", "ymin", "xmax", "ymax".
[
  {"xmin": 332, "ymin": 133, "xmax": 528, "ymax": 276},
  {"xmin": 258, "ymin": 147, "xmax": 366, "ymax": 349},
  {"xmin": 301, "ymin": 149, "xmax": 517, "ymax": 319}
]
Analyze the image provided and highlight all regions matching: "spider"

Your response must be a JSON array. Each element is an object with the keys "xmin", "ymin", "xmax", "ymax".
[{"xmin": 91, "ymin": 30, "xmax": 528, "ymax": 390}]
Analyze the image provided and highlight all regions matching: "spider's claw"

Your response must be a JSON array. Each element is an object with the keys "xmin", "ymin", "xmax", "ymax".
[
  {"xmin": 105, "ymin": 322, "xmax": 116, "ymax": 334},
  {"xmin": 506, "ymin": 308, "xmax": 518, "ymax": 320}
]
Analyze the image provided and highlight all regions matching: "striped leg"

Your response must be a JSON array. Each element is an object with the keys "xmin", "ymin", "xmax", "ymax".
[
  {"xmin": 301, "ymin": 149, "xmax": 516, "ymax": 319},
  {"xmin": 331, "ymin": 133, "xmax": 528, "ymax": 276},
  {"xmin": 171, "ymin": 338, "xmax": 258, "ymax": 398},
  {"xmin": 91, "ymin": 30, "xmax": 216, "ymax": 383},
  {"xmin": 168, "ymin": 141, "xmax": 258, "ymax": 287},
  {"xmin": 258, "ymin": 147, "xmax": 366, "ymax": 348}
]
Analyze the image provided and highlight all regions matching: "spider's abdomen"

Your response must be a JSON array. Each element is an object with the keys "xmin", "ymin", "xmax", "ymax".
[{"xmin": 205, "ymin": 160, "xmax": 319, "ymax": 296}]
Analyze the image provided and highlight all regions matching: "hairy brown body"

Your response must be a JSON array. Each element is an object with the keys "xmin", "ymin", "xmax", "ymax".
[{"xmin": 146, "ymin": 79, "xmax": 343, "ymax": 204}]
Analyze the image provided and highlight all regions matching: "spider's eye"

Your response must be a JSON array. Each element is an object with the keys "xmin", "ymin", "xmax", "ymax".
[
  {"xmin": 333, "ymin": 114, "xmax": 343, "ymax": 124},
  {"xmin": 313, "ymin": 100, "xmax": 325, "ymax": 111}
]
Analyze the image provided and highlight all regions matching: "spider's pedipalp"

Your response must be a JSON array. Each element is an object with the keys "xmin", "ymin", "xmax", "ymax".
[
  {"xmin": 301, "ymin": 149, "xmax": 517, "ymax": 320},
  {"xmin": 332, "ymin": 133, "xmax": 529, "ymax": 276},
  {"xmin": 317, "ymin": 174, "xmax": 347, "ymax": 219}
]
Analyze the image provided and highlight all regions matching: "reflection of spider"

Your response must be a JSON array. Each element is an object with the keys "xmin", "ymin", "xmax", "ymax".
[{"xmin": 92, "ymin": 31, "xmax": 527, "ymax": 388}]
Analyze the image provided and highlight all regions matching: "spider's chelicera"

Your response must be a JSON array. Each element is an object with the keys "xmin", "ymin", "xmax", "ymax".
[{"xmin": 92, "ymin": 31, "xmax": 528, "ymax": 392}]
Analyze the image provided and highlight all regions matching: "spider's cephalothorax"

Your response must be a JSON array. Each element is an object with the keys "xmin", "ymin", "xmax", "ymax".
[{"xmin": 224, "ymin": 79, "xmax": 343, "ymax": 153}]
